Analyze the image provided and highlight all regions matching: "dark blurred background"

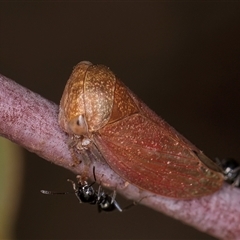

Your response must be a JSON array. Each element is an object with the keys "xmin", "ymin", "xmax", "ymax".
[{"xmin": 0, "ymin": 2, "xmax": 240, "ymax": 239}]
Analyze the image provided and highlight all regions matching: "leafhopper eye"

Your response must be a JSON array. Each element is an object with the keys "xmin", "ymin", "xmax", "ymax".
[{"xmin": 68, "ymin": 115, "xmax": 88, "ymax": 136}]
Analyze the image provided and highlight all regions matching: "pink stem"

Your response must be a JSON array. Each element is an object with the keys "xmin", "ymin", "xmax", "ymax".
[{"xmin": 0, "ymin": 74, "xmax": 239, "ymax": 240}]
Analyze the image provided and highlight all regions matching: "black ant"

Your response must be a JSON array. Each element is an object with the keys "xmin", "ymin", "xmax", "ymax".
[
  {"xmin": 41, "ymin": 167, "xmax": 123, "ymax": 212},
  {"xmin": 215, "ymin": 158, "xmax": 240, "ymax": 187}
]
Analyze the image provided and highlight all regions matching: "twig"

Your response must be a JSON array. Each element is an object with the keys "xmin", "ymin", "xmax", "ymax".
[{"xmin": 0, "ymin": 73, "xmax": 239, "ymax": 240}]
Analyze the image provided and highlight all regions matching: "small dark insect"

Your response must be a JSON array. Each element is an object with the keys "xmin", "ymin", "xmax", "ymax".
[
  {"xmin": 216, "ymin": 158, "xmax": 240, "ymax": 187},
  {"xmin": 41, "ymin": 167, "xmax": 123, "ymax": 212}
]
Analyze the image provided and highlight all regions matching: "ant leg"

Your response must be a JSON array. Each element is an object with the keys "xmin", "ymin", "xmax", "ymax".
[
  {"xmin": 67, "ymin": 179, "xmax": 77, "ymax": 191},
  {"xmin": 111, "ymin": 190, "xmax": 123, "ymax": 212},
  {"xmin": 122, "ymin": 195, "xmax": 156, "ymax": 212},
  {"xmin": 97, "ymin": 185, "xmax": 103, "ymax": 201},
  {"xmin": 40, "ymin": 190, "xmax": 69, "ymax": 195},
  {"xmin": 232, "ymin": 167, "xmax": 240, "ymax": 187},
  {"xmin": 93, "ymin": 166, "xmax": 97, "ymax": 182},
  {"xmin": 110, "ymin": 190, "xmax": 116, "ymax": 203}
]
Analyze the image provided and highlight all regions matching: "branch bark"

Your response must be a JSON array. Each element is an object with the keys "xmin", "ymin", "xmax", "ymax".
[{"xmin": 0, "ymin": 73, "xmax": 239, "ymax": 240}]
